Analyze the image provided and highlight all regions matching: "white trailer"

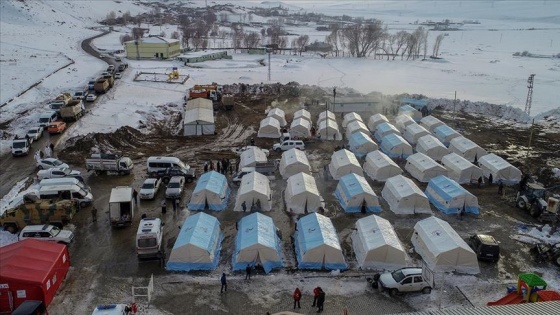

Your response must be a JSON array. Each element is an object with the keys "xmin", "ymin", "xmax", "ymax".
[{"xmin": 109, "ymin": 186, "xmax": 135, "ymax": 227}]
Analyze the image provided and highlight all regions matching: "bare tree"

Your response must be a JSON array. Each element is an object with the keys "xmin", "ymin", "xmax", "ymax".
[
  {"xmin": 325, "ymin": 24, "xmax": 341, "ymax": 56},
  {"xmin": 278, "ymin": 36, "xmax": 288, "ymax": 53},
  {"xmin": 219, "ymin": 12, "xmax": 228, "ymax": 23},
  {"xmin": 106, "ymin": 11, "xmax": 117, "ymax": 25},
  {"xmin": 340, "ymin": 20, "xmax": 385, "ymax": 58},
  {"xmin": 231, "ymin": 25, "xmax": 244, "ymax": 52},
  {"xmin": 432, "ymin": 33, "xmax": 445, "ymax": 57},
  {"xmin": 393, "ymin": 31, "xmax": 408, "ymax": 60},
  {"xmin": 160, "ymin": 31, "xmax": 166, "ymax": 38},
  {"xmin": 219, "ymin": 30, "xmax": 228, "ymax": 48},
  {"xmin": 295, "ymin": 35, "xmax": 310, "ymax": 55},
  {"xmin": 122, "ymin": 11, "xmax": 131, "ymax": 25},
  {"xmin": 179, "ymin": 17, "xmax": 195, "ymax": 49},
  {"xmin": 243, "ymin": 31, "xmax": 261, "ymax": 49},
  {"xmin": 120, "ymin": 34, "xmax": 133, "ymax": 44},
  {"xmin": 132, "ymin": 27, "xmax": 144, "ymax": 40},
  {"xmin": 171, "ymin": 31, "xmax": 180, "ymax": 40}
]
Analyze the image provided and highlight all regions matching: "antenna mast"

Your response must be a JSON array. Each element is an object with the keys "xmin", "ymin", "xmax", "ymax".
[{"xmin": 524, "ymin": 74, "xmax": 535, "ymax": 115}]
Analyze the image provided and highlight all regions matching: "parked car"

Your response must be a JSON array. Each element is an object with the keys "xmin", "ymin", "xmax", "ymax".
[
  {"xmin": 378, "ymin": 267, "xmax": 432, "ymax": 296},
  {"xmin": 467, "ymin": 234, "xmax": 500, "ymax": 262},
  {"xmin": 139, "ymin": 178, "xmax": 162, "ymax": 200},
  {"xmin": 47, "ymin": 121, "xmax": 66, "ymax": 134},
  {"xmin": 165, "ymin": 176, "xmax": 185, "ymax": 199},
  {"xmin": 107, "ymin": 65, "xmax": 115, "ymax": 72},
  {"xmin": 114, "ymin": 72, "xmax": 122, "ymax": 79},
  {"xmin": 152, "ymin": 166, "xmax": 196, "ymax": 183},
  {"xmin": 272, "ymin": 140, "xmax": 305, "ymax": 152},
  {"xmin": 37, "ymin": 167, "xmax": 82, "ymax": 180},
  {"xmin": 117, "ymin": 64, "xmax": 126, "ymax": 72},
  {"xmin": 37, "ymin": 158, "xmax": 69, "ymax": 170},
  {"xmin": 88, "ymin": 80, "xmax": 96, "ymax": 90},
  {"xmin": 86, "ymin": 94, "xmax": 97, "ymax": 102},
  {"xmin": 26, "ymin": 126, "xmax": 44, "ymax": 142},
  {"xmin": 115, "ymin": 57, "xmax": 122, "ymax": 62},
  {"xmin": 73, "ymin": 88, "xmax": 88, "ymax": 100},
  {"xmin": 18, "ymin": 224, "xmax": 75, "ymax": 245}
]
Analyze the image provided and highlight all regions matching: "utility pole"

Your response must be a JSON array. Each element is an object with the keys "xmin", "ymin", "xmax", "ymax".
[
  {"xmin": 268, "ymin": 49, "xmax": 271, "ymax": 81},
  {"xmin": 453, "ymin": 91, "xmax": 457, "ymax": 126},
  {"xmin": 524, "ymin": 74, "xmax": 536, "ymax": 116}
]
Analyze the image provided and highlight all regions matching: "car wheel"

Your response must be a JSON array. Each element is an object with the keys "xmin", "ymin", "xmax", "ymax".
[
  {"xmin": 186, "ymin": 177, "xmax": 193, "ymax": 183},
  {"xmin": 555, "ymin": 256, "xmax": 560, "ymax": 267},
  {"xmin": 422, "ymin": 287, "xmax": 432, "ymax": 294},
  {"xmin": 163, "ymin": 177, "xmax": 170, "ymax": 184},
  {"xmin": 79, "ymin": 201, "xmax": 88, "ymax": 208},
  {"xmin": 516, "ymin": 198, "xmax": 527, "ymax": 210},
  {"xmin": 275, "ymin": 148, "xmax": 282, "ymax": 152},
  {"xmin": 389, "ymin": 288, "xmax": 398, "ymax": 296}
]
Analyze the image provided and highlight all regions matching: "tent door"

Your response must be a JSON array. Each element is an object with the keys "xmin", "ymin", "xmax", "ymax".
[
  {"xmin": 205, "ymin": 198, "xmax": 209, "ymax": 210},
  {"xmin": 0, "ymin": 288, "xmax": 13, "ymax": 313}
]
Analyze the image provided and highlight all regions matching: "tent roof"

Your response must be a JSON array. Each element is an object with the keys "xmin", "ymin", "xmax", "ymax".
[
  {"xmin": 450, "ymin": 136, "xmax": 485, "ymax": 153},
  {"xmin": 330, "ymin": 149, "xmax": 361, "ymax": 169},
  {"xmin": 192, "ymin": 171, "xmax": 228, "ymax": 194},
  {"xmin": 186, "ymin": 98, "xmax": 213, "ymax": 111},
  {"xmin": 318, "ymin": 118, "xmax": 339, "ymax": 131},
  {"xmin": 381, "ymin": 133, "xmax": 409, "ymax": 149},
  {"xmin": 236, "ymin": 213, "xmax": 279, "ymax": 251},
  {"xmin": 405, "ymin": 123, "xmax": 429, "ymax": 136},
  {"xmin": 240, "ymin": 147, "xmax": 268, "ymax": 167},
  {"xmin": 365, "ymin": 150, "xmax": 400, "ymax": 168},
  {"xmin": 417, "ymin": 135, "xmax": 446, "ymax": 150},
  {"xmin": 395, "ymin": 114, "xmax": 415, "ymax": 128},
  {"xmin": 287, "ymin": 172, "xmax": 320, "ymax": 196},
  {"xmin": 384, "ymin": 175, "xmax": 426, "ymax": 199},
  {"xmin": 376, "ymin": 122, "xmax": 400, "ymax": 135},
  {"xmin": 399, "ymin": 104, "xmax": 418, "ymax": 112},
  {"xmin": 0, "ymin": 239, "xmax": 66, "ymax": 284},
  {"xmin": 343, "ymin": 112, "xmax": 363, "ymax": 123},
  {"xmin": 346, "ymin": 120, "xmax": 369, "ymax": 134},
  {"xmin": 291, "ymin": 117, "xmax": 311, "ymax": 129},
  {"xmin": 355, "ymin": 215, "xmax": 405, "ymax": 252},
  {"xmin": 338, "ymin": 173, "xmax": 376, "ymax": 197},
  {"xmin": 420, "ymin": 115, "xmax": 444, "ymax": 131},
  {"xmin": 173, "ymin": 212, "xmax": 220, "ymax": 253},
  {"xmin": 407, "ymin": 153, "xmax": 446, "ymax": 172},
  {"xmin": 238, "ymin": 171, "xmax": 270, "ymax": 196},
  {"xmin": 478, "ymin": 153, "xmax": 516, "ymax": 172},
  {"xmin": 368, "ymin": 113, "xmax": 389, "ymax": 125},
  {"xmin": 427, "ymin": 175, "xmax": 475, "ymax": 201},
  {"xmin": 281, "ymin": 148, "xmax": 310, "ymax": 168},
  {"xmin": 184, "ymin": 108, "xmax": 214, "ymax": 124},
  {"xmin": 401, "ymin": 98, "xmax": 428, "ymax": 108},
  {"xmin": 293, "ymin": 109, "xmax": 311, "ymax": 121},
  {"xmin": 433, "ymin": 125, "xmax": 460, "ymax": 138},
  {"xmin": 442, "ymin": 153, "xmax": 477, "ymax": 171},
  {"xmin": 349, "ymin": 131, "xmax": 376, "ymax": 147},
  {"xmin": 317, "ymin": 110, "xmax": 336, "ymax": 122},
  {"xmin": 260, "ymin": 116, "xmax": 281, "ymax": 128},
  {"xmin": 268, "ymin": 108, "xmax": 285, "ymax": 118},
  {"xmin": 413, "ymin": 216, "xmax": 473, "ymax": 256},
  {"xmin": 297, "ymin": 213, "xmax": 342, "ymax": 252}
]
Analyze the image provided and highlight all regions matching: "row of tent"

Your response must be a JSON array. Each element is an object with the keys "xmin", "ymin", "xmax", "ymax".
[
  {"xmin": 165, "ymin": 211, "xmax": 480, "ymax": 274},
  {"xmin": 257, "ymin": 108, "xmax": 345, "ymax": 140}
]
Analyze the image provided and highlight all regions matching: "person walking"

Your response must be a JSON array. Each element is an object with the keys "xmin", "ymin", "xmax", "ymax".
[
  {"xmin": 488, "ymin": 173, "xmax": 493, "ymax": 186},
  {"xmin": 161, "ymin": 199, "xmax": 167, "ymax": 214},
  {"xmin": 312, "ymin": 286, "xmax": 320, "ymax": 307},
  {"xmin": 210, "ymin": 161, "xmax": 215, "ymax": 171},
  {"xmin": 245, "ymin": 264, "xmax": 252, "ymax": 280},
  {"xmin": 216, "ymin": 160, "xmax": 221, "ymax": 173},
  {"xmin": 133, "ymin": 189, "xmax": 138, "ymax": 204},
  {"xmin": 39, "ymin": 150, "xmax": 45, "ymax": 159},
  {"xmin": 91, "ymin": 206, "xmax": 98, "ymax": 222},
  {"xmin": 498, "ymin": 180, "xmax": 504, "ymax": 195},
  {"xmin": 49, "ymin": 143, "xmax": 55, "ymax": 156},
  {"xmin": 220, "ymin": 273, "xmax": 227, "ymax": 293},
  {"xmin": 292, "ymin": 288, "xmax": 302, "ymax": 309},
  {"xmin": 316, "ymin": 288, "xmax": 325, "ymax": 313},
  {"xmin": 241, "ymin": 201, "xmax": 247, "ymax": 213},
  {"xmin": 477, "ymin": 176, "xmax": 483, "ymax": 188},
  {"xmin": 175, "ymin": 198, "xmax": 180, "ymax": 211},
  {"xmin": 172, "ymin": 197, "xmax": 177, "ymax": 212},
  {"xmin": 204, "ymin": 162, "xmax": 208, "ymax": 173},
  {"xmin": 457, "ymin": 208, "xmax": 463, "ymax": 221}
]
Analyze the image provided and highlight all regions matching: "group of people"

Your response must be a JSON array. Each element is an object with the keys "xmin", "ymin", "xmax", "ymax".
[
  {"xmin": 293, "ymin": 286, "xmax": 325, "ymax": 313},
  {"xmin": 161, "ymin": 198, "xmax": 181, "ymax": 214},
  {"xmin": 241, "ymin": 200, "xmax": 261, "ymax": 213},
  {"xmin": 203, "ymin": 158, "xmax": 235, "ymax": 175},
  {"xmin": 34, "ymin": 143, "xmax": 55, "ymax": 162}
]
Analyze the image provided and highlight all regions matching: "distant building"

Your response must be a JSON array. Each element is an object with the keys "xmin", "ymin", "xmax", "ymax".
[
  {"xmin": 401, "ymin": 98, "xmax": 428, "ymax": 110},
  {"xmin": 177, "ymin": 50, "xmax": 230, "ymax": 63},
  {"xmin": 331, "ymin": 97, "xmax": 380, "ymax": 113},
  {"xmin": 124, "ymin": 36, "xmax": 181, "ymax": 59}
]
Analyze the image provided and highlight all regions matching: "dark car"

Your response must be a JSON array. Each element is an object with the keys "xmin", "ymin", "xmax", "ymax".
[
  {"xmin": 151, "ymin": 167, "xmax": 196, "ymax": 183},
  {"xmin": 468, "ymin": 234, "xmax": 500, "ymax": 262}
]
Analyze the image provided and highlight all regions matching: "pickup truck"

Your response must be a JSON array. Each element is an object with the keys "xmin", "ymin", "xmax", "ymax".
[{"xmin": 150, "ymin": 167, "xmax": 196, "ymax": 183}]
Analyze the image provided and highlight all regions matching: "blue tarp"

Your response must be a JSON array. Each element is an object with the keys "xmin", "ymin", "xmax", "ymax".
[
  {"xmin": 425, "ymin": 175, "xmax": 480, "ymax": 215},
  {"xmin": 348, "ymin": 131, "xmax": 376, "ymax": 158},
  {"xmin": 232, "ymin": 213, "xmax": 283, "ymax": 273},
  {"xmin": 401, "ymin": 98, "xmax": 428, "ymax": 109},
  {"xmin": 433, "ymin": 125, "xmax": 459, "ymax": 146},
  {"xmin": 166, "ymin": 212, "xmax": 223, "ymax": 271},
  {"xmin": 334, "ymin": 173, "xmax": 381, "ymax": 213},
  {"xmin": 380, "ymin": 133, "xmax": 412, "ymax": 158},
  {"xmin": 187, "ymin": 171, "xmax": 230, "ymax": 211},
  {"xmin": 295, "ymin": 213, "xmax": 348, "ymax": 270},
  {"xmin": 374, "ymin": 122, "xmax": 399, "ymax": 142}
]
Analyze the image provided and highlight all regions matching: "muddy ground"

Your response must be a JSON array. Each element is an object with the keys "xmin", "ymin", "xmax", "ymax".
[{"xmin": 40, "ymin": 83, "xmax": 560, "ymax": 313}]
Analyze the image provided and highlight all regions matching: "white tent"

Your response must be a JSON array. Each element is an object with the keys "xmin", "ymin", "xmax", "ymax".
[
  {"xmin": 379, "ymin": 133, "xmax": 413, "ymax": 159},
  {"xmin": 449, "ymin": 136, "xmax": 488, "ymax": 163},
  {"xmin": 279, "ymin": 148, "xmax": 311, "ymax": 179},
  {"xmin": 328, "ymin": 149, "xmax": 364, "ymax": 180},
  {"xmin": 285, "ymin": 172, "xmax": 322, "ymax": 214},
  {"xmin": 416, "ymin": 135, "xmax": 450, "ymax": 162},
  {"xmin": 345, "ymin": 120, "xmax": 369, "ymax": 139},
  {"xmin": 348, "ymin": 131, "xmax": 378, "ymax": 159},
  {"xmin": 318, "ymin": 118, "xmax": 342, "ymax": 141},
  {"xmin": 420, "ymin": 115, "xmax": 445, "ymax": 133},
  {"xmin": 334, "ymin": 173, "xmax": 381, "ymax": 213},
  {"xmin": 267, "ymin": 108, "xmax": 287, "ymax": 126},
  {"xmin": 234, "ymin": 172, "xmax": 272, "ymax": 212},
  {"xmin": 290, "ymin": 117, "xmax": 311, "ymax": 138},
  {"xmin": 166, "ymin": 212, "xmax": 223, "ymax": 271},
  {"xmin": 405, "ymin": 153, "xmax": 448, "ymax": 183},
  {"xmin": 232, "ymin": 213, "xmax": 283, "ymax": 273},
  {"xmin": 293, "ymin": 109, "xmax": 312, "ymax": 123},
  {"xmin": 183, "ymin": 108, "xmax": 215, "ymax": 136},
  {"xmin": 398, "ymin": 105, "xmax": 422, "ymax": 121},
  {"xmin": 411, "ymin": 216, "xmax": 480, "ymax": 274},
  {"xmin": 395, "ymin": 114, "xmax": 416, "ymax": 133},
  {"xmin": 374, "ymin": 122, "xmax": 400, "ymax": 142},
  {"xmin": 186, "ymin": 98, "xmax": 213, "ymax": 111},
  {"xmin": 381, "ymin": 175, "xmax": 432, "ymax": 214},
  {"xmin": 239, "ymin": 147, "xmax": 268, "ymax": 169},
  {"xmin": 363, "ymin": 150, "xmax": 403, "ymax": 182},
  {"xmin": 257, "ymin": 117, "xmax": 281, "ymax": 138},
  {"xmin": 187, "ymin": 171, "xmax": 230, "ymax": 211},
  {"xmin": 425, "ymin": 175, "xmax": 480, "ymax": 215},
  {"xmin": 433, "ymin": 125, "xmax": 462, "ymax": 146},
  {"xmin": 317, "ymin": 110, "xmax": 336, "ymax": 126},
  {"xmin": 342, "ymin": 112, "xmax": 363, "ymax": 128},
  {"xmin": 295, "ymin": 213, "xmax": 348, "ymax": 270},
  {"xmin": 478, "ymin": 153, "xmax": 522, "ymax": 185},
  {"xmin": 441, "ymin": 153, "xmax": 483, "ymax": 184},
  {"xmin": 367, "ymin": 113, "xmax": 389, "ymax": 132},
  {"xmin": 352, "ymin": 215, "xmax": 408, "ymax": 270},
  {"xmin": 403, "ymin": 123, "xmax": 430, "ymax": 145}
]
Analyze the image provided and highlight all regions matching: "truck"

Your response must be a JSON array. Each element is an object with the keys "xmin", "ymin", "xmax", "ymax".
[
  {"xmin": 94, "ymin": 78, "xmax": 110, "ymax": 94},
  {"xmin": 190, "ymin": 83, "xmax": 220, "ymax": 101},
  {"xmin": 55, "ymin": 92, "xmax": 72, "ymax": 105},
  {"xmin": 103, "ymin": 73, "xmax": 115, "ymax": 88},
  {"xmin": 222, "ymin": 94, "xmax": 234, "ymax": 110},
  {"xmin": 0, "ymin": 194, "xmax": 78, "ymax": 233},
  {"xmin": 189, "ymin": 89, "xmax": 210, "ymax": 100},
  {"xmin": 60, "ymin": 100, "xmax": 85, "ymax": 122},
  {"xmin": 86, "ymin": 153, "xmax": 134, "ymax": 175},
  {"xmin": 516, "ymin": 183, "xmax": 560, "ymax": 223},
  {"xmin": 109, "ymin": 186, "xmax": 136, "ymax": 227}
]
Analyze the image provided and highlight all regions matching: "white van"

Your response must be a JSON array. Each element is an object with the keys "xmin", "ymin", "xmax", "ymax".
[
  {"xmin": 147, "ymin": 156, "xmax": 191, "ymax": 174},
  {"xmin": 39, "ymin": 177, "xmax": 91, "ymax": 192},
  {"xmin": 38, "ymin": 111, "xmax": 58, "ymax": 127},
  {"xmin": 136, "ymin": 218, "xmax": 164, "ymax": 259},
  {"xmin": 39, "ymin": 184, "xmax": 93, "ymax": 208}
]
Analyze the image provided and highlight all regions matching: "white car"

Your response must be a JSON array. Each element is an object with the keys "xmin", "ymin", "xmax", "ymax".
[
  {"xmin": 114, "ymin": 72, "xmax": 122, "ymax": 79},
  {"xmin": 19, "ymin": 224, "xmax": 75, "ymax": 245},
  {"xmin": 37, "ymin": 158, "xmax": 69, "ymax": 170},
  {"xmin": 139, "ymin": 178, "xmax": 161, "ymax": 200},
  {"xmin": 86, "ymin": 94, "xmax": 97, "ymax": 102},
  {"xmin": 272, "ymin": 140, "xmax": 305, "ymax": 152},
  {"xmin": 378, "ymin": 267, "xmax": 432, "ymax": 296},
  {"xmin": 165, "ymin": 176, "xmax": 185, "ymax": 199},
  {"xmin": 234, "ymin": 146, "xmax": 270, "ymax": 157},
  {"xmin": 26, "ymin": 126, "xmax": 44, "ymax": 142},
  {"xmin": 37, "ymin": 167, "xmax": 81, "ymax": 180}
]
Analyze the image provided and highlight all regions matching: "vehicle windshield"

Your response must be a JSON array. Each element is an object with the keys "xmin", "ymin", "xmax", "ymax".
[
  {"xmin": 39, "ymin": 117, "xmax": 49, "ymax": 123},
  {"xmin": 533, "ymin": 189, "xmax": 545, "ymax": 198},
  {"xmin": 168, "ymin": 182, "xmax": 181, "ymax": 188},
  {"xmin": 142, "ymin": 183, "xmax": 154, "ymax": 189},
  {"xmin": 13, "ymin": 142, "xmax": 26, "ymax": 148},
  {"xmin": 50, "ymin": 226, "xmax": 61, "ymax": 236},
  {"xmin": 177, "ymin": 161, "xmax": 188, "ymax": 170},
  {"xmin": 51, "ymin": 160, "xmax": 63, "ymax": 166},
  {"xmin": 138, "ymin": 238, "xmax": 157, "ymax": 248},
  {"xmin": 59, "ymin": 168, "xmax": 71, "ymax": 175},
  {"xmin": 391, "ymin": 270, "xmax": 406, "ymax": 282},
  {"xmin": 28, "ymin": 129, "xmax": 38, "ymax": 134},
  {"xmin": 79, "ymin": 189, "xmax": 88, "ymax": 196},
  {"xmin": 51, "ymin": 103, "xmax": 63, "ymax": 109}
]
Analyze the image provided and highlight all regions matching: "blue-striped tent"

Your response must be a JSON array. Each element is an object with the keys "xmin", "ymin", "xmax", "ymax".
[
  {"xmin": 334, "ymin": 173, "xmax": 381, "ymax": 213},
  {"xmin": 425, "ymin": 175, "xmax": 480, "ymax": 215},
  {"xmin": 187, "ymin": 171, "xmax": 230, "ymax": 211}
]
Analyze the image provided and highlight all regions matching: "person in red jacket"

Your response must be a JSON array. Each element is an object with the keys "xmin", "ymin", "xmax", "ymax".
[
  {"xmin": 293, "ymin": 287, "xmax": 302, "ymax": 309},
  {"xmin": 312, "ymin": 286, "xmax": 321, "ymax": 307}
]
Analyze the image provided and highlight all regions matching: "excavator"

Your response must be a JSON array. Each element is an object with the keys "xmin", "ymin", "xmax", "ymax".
[{"xmin": 516, "ymin": 183, "xmax": 560, "ymax": 223}]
